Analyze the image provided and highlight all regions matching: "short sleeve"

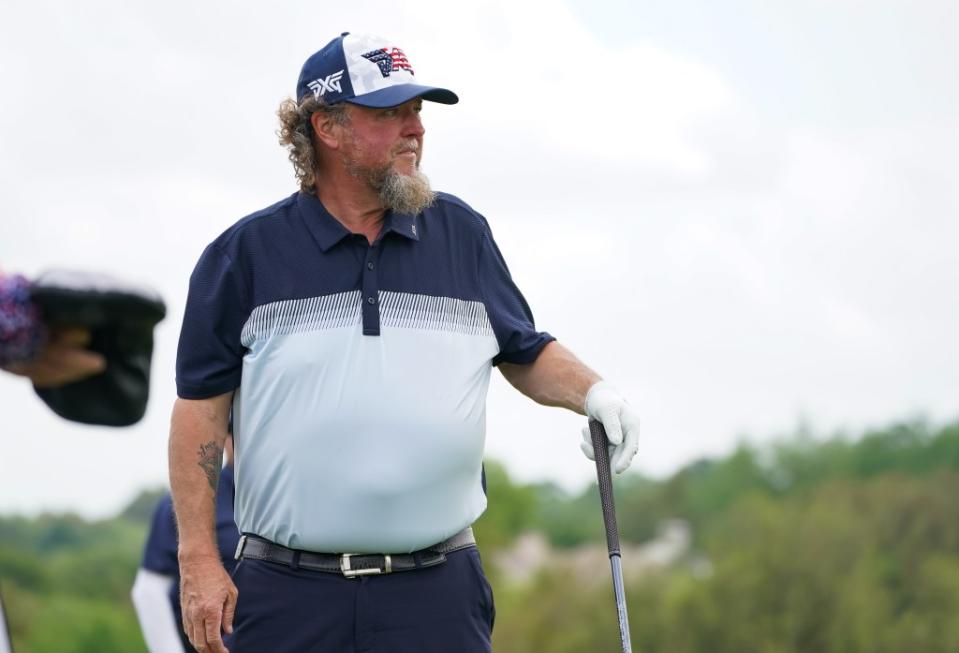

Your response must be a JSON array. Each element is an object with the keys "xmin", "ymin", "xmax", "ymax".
[
  {"xmin": 175, "ymin": 244, "xmax": 249, "ymax": 398},
  {"xmin": 477, "ymin": 225, "xmax": 555, "ymax": 366},
  {"xmin": 141, "ymin": 496, "xmax": 179, "ymax": 575}
]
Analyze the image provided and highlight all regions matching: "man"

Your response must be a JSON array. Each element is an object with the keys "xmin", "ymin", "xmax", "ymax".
[
  {"xmin": 132, "ymin": 436, "xmax": 239, "ymax": 653},
  {"xmin": 171, "ymin": 32, "xmax": 640, "ymax": 653}
]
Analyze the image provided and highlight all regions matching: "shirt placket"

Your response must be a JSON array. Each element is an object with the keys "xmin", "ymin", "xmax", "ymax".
[{"xmin": 361, "ymin": 239, "xmax": 382, "ymax": 336}]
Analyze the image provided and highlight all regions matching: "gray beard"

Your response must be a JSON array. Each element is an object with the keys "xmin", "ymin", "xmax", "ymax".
[
  {"xmin": 346, "ymin": 155, "xmax": 436, "ymax": 215},
  {"xmin": 373, "ymin": 167, "xmax": 436, "ymax": 215}
]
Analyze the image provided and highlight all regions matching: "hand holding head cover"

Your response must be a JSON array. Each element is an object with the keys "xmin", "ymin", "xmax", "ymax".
[{"xmin": 30, "ymin": 270, "xmax": 166, "ymax": 426}]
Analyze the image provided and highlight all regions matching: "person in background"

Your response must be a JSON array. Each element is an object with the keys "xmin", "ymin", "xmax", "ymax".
[
  {"xmin": 132, "ymin": 435, "xmax": 239, "ymax": 653},
  {"xmin": 0, "ymin": 272, "xmax": 105, "ymax": 385},
  {"xmin": 1, "ymin": 268, "xmax": 165, "ymax": 425},
  {"xmin": 1, "ymin": 271, "xmax": 103, "ymax": 653},
  {"xmin": 2, "ymin": 269, "xmax": 165, "ymax": 652}
]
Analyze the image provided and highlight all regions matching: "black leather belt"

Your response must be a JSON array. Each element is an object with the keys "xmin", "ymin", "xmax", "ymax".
[{"xmin": 235, "ymin": 527, "xmax": 476, "ymax": 578}]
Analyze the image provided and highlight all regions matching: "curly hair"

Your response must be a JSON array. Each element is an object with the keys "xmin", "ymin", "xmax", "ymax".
[{"xmin": 277, "ymin": 96, "xmax": 350, "ymax": 194}]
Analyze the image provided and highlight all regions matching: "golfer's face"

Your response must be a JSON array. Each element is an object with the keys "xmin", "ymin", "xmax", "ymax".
[{"xmin": 343, "ymin": 99, "xmax": 425, "ymax": 177}]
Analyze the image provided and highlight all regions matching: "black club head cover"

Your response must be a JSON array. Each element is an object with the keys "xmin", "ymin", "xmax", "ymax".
[{"xmin": 29, "ymin": 270, "xmax": 166, "ymax": 427}]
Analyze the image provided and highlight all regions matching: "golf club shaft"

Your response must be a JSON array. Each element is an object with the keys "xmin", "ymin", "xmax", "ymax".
[
  {"xmin": 610, "ymin": 555, "xmax": 631, "ymax": 652},
  {"xmin": 589, "ymin": 419, "xmax": 633, "ymax": 653}
]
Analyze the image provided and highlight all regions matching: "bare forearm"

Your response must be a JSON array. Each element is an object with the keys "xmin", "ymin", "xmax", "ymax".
[
  {"xmin": 498, "ymin": 341, "xmax": 601, "ymax": 414},
  {"xmin": 169, "ymin": 395, "xmax": 231, "ymax": 561}
]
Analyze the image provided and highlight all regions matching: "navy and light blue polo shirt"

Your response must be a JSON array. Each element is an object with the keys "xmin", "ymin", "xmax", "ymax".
[{"xmin": 176, "ymin": 191, "xmax": 554, "ymax": 554}]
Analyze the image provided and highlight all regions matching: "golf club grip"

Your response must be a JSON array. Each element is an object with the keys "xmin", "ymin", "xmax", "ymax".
[{"xmin": 589, "ymin": 418, "xmax": 621, "ymax": 556}]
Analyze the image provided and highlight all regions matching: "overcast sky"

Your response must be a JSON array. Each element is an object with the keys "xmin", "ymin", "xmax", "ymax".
[{"xmin": 1, "ymin": 0, "xmax": 957, "ymax": 518}]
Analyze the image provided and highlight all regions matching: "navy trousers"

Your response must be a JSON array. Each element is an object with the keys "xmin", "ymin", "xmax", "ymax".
[{"xmin": 225, "ymin": 547, "xmax": 495, "ymax": 652}]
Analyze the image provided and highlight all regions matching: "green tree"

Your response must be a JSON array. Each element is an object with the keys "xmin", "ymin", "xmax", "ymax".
[{"xmin": 473, "ymin": 460, "xmax": 538, "ymax": 551}]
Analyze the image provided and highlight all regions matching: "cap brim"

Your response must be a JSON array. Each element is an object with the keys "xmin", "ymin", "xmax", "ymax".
[{"xmin": 347, "ymin": 84, "xmax": 458, "ymax": 108}]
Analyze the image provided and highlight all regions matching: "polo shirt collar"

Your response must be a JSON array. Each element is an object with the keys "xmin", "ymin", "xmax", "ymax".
[
  {"xmin": 297, "ymin": 192, "xmax": 420, "ymax": 252},
  {"xmin": 297, "ymin": 192, "xmax": 351, "ymax": 252},
  {"xmin": 383, "ymin": 210, "xmax": 420, "ymax": 242}
]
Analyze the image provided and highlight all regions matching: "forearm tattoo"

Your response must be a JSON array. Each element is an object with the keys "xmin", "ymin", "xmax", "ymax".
[{"xmin": 197, "ymin": 440, "xmax": 223, "ymax": 493}]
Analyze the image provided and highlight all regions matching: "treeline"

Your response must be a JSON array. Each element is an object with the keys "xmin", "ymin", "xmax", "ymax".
[
  {"xmin": 486, "ymin": 419, "xmax": 959, "ymax": 652},
  {"xmin": 494, "ymin": 470, "xmax": 959, "ymax": 652},
  {"xmin": 2, "ymin": 419, "xmax": 958, "ymax": 652},
  {"xmin": 481, "ymin": 418, "xmax": 959, "ymax": 550},
  {"xmin": 0, "ymin": 505, "xmax": 156, "ymax": 652}
]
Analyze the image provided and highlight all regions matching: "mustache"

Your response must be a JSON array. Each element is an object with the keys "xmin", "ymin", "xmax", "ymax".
[{"xmin": 393, "ymin": 141, "xmax": 421, "ymax": 156}]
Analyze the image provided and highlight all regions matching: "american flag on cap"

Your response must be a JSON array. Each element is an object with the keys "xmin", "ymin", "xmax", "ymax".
[{"xmin": 360, "ymin": 47, "xmax": 415, "ymax": 77}]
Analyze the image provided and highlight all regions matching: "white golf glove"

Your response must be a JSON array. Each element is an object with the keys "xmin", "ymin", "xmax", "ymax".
[{"xmin": 580, "ymin": 381, "xmax": 640, "ymax": 474}]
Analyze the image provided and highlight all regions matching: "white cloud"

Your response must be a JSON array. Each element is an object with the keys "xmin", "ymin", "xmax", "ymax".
[{"xmin": 418, "ymin": 0, "xmax": 736, "ymax": 175}]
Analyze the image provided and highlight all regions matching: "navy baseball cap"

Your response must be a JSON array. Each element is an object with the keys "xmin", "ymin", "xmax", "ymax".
[{"xmin": 296, "ymin": 33, "xmax": 459, "ymax": 108}]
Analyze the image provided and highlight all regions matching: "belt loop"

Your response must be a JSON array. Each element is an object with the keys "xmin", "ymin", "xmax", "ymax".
[{"xmin": 291, "ymin": 550, "xmax": 301, "ymax": 570}]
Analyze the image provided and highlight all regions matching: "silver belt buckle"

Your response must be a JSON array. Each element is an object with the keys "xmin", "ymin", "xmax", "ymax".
[
  {"xmin": 340, "ymin": 553, "xmax": 393, "ymax": 578},
  {"xmin": 234, "ymin": 534, "xmax": 248, "ymax": 560}
]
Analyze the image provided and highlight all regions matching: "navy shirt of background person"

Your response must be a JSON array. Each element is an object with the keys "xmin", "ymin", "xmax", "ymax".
[{"xmin": 134, "ymin": 466, "xmax": 238, "ymax": 652}]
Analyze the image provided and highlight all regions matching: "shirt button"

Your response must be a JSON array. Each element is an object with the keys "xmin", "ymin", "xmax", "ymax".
[
  {"xmin": 367, "ymin": 262, "xmax": 375, "ymax": 270},
  {"xmin": 367, "ymin": 296, "xmax": 376, "ymax": 305}
]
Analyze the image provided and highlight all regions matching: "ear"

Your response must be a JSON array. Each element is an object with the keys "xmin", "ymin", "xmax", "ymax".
[{"xmin": 311, "ymin": 110, "xmax": 346, "ymax": 150}]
